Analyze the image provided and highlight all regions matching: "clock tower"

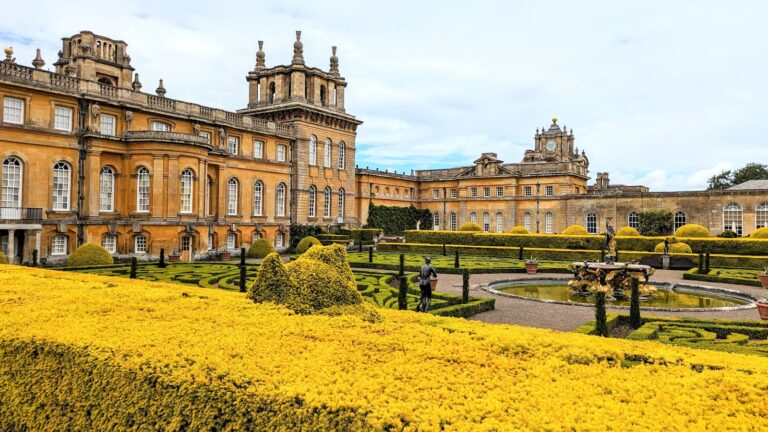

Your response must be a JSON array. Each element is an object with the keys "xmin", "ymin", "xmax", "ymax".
[{"xmin": 523, "ymin": 117, "xmax": 582, "ymax": 163}]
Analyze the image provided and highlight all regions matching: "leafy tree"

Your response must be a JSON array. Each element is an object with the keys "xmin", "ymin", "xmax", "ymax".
[
  {"xmin": 638, "ymin": 210, "xmax": 673, "ymax": 236},
  {"xmin": 708, "ymin": 163, "xmax": 768, "ymax": 189},
  {"xmin": 365, "ymin": 203, "xmax": 431, "ymax": 235},
  {"xmin": 707, "ymin": 170, "xmax": 733, "ymax": 190}
]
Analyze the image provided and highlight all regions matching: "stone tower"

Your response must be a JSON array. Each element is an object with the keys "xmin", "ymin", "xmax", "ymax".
[
  {"xmin": 238, "ymin": 31, "xmax": 363, "ymax": 227},
  {"xmin": 53, "ymin": 31, "xmax": 135, "ymax": 89}
]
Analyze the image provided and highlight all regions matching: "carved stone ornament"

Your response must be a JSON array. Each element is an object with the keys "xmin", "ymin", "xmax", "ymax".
[
  {"xmin": 90, "ymin": 103, "xmax": 101, "ymax": 118},
  {"xmin": 193, "ymin": 123, "xmax": 201, "ymax": 134},
  {"xmin": 125, "ymin": 110, "xmax": 133, "ymax": 123}
]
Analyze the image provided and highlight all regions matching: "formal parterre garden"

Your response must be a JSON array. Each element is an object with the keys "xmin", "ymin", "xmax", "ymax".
[{"xmin": 2, "ymin": 264, "xmax": 768, "ymax": 430}]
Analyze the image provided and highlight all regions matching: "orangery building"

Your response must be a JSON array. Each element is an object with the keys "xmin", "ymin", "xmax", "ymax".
[{"xmin": 1, "ymin": 31, "xmax": 766, "ymax": 264}]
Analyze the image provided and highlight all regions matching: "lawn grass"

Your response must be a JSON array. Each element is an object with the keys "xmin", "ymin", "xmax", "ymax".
[{"xmin": 347, "ymin": 251, "xmax": 571, "ymax": 274}]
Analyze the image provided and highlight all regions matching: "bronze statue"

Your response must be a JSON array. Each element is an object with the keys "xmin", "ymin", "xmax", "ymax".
[{"xmin": 604, "ymin": 217, "xmax": 617, "ymax": 264}]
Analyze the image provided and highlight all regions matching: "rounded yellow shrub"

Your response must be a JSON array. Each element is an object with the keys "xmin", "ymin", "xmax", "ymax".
[
  {"xmin": 750, "ymin": 227, "xmax": 768, "ymax": 239},
  {"xmin": 67, "ymin": 243, "xmax": 113, "ymax": 267},
  {"xmin": 616, "ymin": 227, "xmax": 640, "ymax": 237},
  {"xmin": 654, "ymin": 241, "xmax": 692, "ymax": 254},
  {"xmin": 247, "ymin": 239, "xmax": 275, "ymax": 258},
  {"xmin": 0, "ymin": 251, "xmax": 7, "ymax": 265},
  {"xmin": 675, "ymin": 224, "xmax": 710, "ymax": 238},
  {"xmin": 295, "ymin": 236, "xmax": 321, "ymax": 254},
  {"xmin": 509, "ymin": 225, "xmax": 529, "ymax": 234},
  {"xmin": 458, "ymin": 222, "xmax": 482, "ymax": 232},
  {"xmin": 562, "ymin": 224, "xmax": 589, "ymax": 235}
]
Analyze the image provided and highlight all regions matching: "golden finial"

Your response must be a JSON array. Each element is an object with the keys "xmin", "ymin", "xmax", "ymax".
[{"xmin": 552, "ymin": 116, "xmax": 558, "ymax": 124}]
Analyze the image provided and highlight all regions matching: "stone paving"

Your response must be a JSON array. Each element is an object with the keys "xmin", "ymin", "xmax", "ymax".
[{"xmin": 431, "ymin": 270, "xmax": 767, "ymax": 332}]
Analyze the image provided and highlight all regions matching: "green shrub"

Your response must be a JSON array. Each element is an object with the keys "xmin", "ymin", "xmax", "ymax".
[
  {"xmin": 247, "ymin": 239, "xmax": 275, "ymax": 258},
  {"xmin": 638, "ymin": 210, "xmax": 674, "ymax": 236},
  {"xmin": 751, "ymin": 227, "xmax": 768, "ymax": 239},
  {"xmin": 295, "ymin": 236, "xmax": 321, "ymax": 254},
  {"xmin": 654, "ymin": 241, "xmax": 692, "ymax": 254},
  {"xmin": 459, "ymin": 222, "xmax": 482, "ymax": 232},
  {"xmin": 562, "ymin": 225, "xmax": 589, "ymax": 235},
  {"xmin": 365, "ymin": 203, "xmax": 432, "ymax": 235},
  {"xmin": 249, "ymin": 253, "xmax": 299, "ymax": 309},
  {"xmin": 509, "ymin": 225, "xmax": 529, "ymax": 234},
  {"xmin": 675, "ymin": 224, "xmax": 710, "ymax": 238},
  {"xmin": 67, "ymin": 243, "xmax": 113, "ymax": 267},
  {"xmin": 616, "ymin": 227, "xmax": 640, "ymax": 237},
  {"xmin": 0, "ymin": 251, "xmax": 7, "ymax": 265},
  {"xmin": 720, "ymin": 230, "xmax": 738, "ymax": 238},
  {"xmin": 289, "ymin": 224, "xmax": 324, "ymax": 251}
]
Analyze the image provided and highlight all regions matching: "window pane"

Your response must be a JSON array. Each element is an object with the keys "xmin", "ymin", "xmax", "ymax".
[
  {"xmin": 100, "ymin": 114, "xmax": 116, "ymax": 135},
  {"xmin": 254, "ymin": 141, "xmax": 263, "ymax": 158},
  {"xmin": 2, "ymin": 157, "xmax": 22, "ymax": 207},
  {"xmin": 100, "ymin": 167, "xmax": 114, "ymax": 212},
  {"xmin": 253, "ymin": 181, "xmax": 263, "ymax": 216},
  {"xmin": 180, "ymin": 169, "xmax": 193, "ymax": 213},
  {"xmin": 52, "ymin": 162, "xmax": 70, "ymax": 211},
  {"xmin": 228, "ymin": 179, "xmax": 238, "ymax": 215},
  {"xmin": 102, "ymin": 235, "xmax": 116, "ymax": 254},
  {"xmin": 137, "ymin": 168, "xmax": 150, "ymax": 212},
  {"xmin": 54, "ymin": 106, "xmax": 73, "ymax": 131},
  {"xmin": 3, "ymin": 97, "xmax": 24, "ymax": 124}
]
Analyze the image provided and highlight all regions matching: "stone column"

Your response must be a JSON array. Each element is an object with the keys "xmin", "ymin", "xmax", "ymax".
[
  {"xmin": 7, "ymin": 229, "xmax": 15, "ymax": 264},
  {"xmin": 34, "ymin": 230, "xmax": 41, "ymax": 256}
]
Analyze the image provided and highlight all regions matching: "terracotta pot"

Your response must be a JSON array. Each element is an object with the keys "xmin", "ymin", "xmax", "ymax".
[
  {"xmin": 758, "ymin": 301, "xmax": 768, "ymax": 321},
  {"xmin": 759, "ymin": 274, "xmax": 768, "ymax": 289},
  {"xmin": 219, "ymin": 252, "xmax": 231, "ymax": 260},
  {"xmin": 525, "ymin": 263, "xmax": 539, "ymax": 275},
  {"xmin": 429, "ymin": 278, "xmax": 438, "ymax": 291},
  {"xmin": 168, "ymin": 254, "xmax": 180, "ymax": 262}
]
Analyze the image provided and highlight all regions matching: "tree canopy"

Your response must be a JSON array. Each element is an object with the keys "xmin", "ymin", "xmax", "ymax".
[{"xmin": 707, "ymin": 163, "xmax": 768, "ymax": 190}]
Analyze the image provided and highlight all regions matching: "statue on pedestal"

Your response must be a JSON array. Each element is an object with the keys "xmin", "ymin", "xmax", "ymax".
[{"xmin": 604, "ymin": 217, "xmax": 617, "ymax": 264}]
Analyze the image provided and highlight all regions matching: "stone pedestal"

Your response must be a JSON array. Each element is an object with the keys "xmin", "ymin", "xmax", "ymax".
[{"xmin": 661, "ymin": 254, "xmax": 671, "ymax": 270}]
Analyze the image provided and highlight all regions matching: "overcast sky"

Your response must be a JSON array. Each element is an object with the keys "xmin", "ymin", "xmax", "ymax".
[{"xmin": 2, "ymin": 1, "xmax": 766, "ymax": 190}]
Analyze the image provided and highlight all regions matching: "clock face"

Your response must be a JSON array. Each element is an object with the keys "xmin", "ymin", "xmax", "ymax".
[{"xmin": 546, "ymin": 140, "xmax": 556, "ymax": 151}]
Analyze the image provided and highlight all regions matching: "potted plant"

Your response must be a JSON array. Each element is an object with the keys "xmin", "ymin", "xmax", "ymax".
[
  {"xmin": 524, "ymin": 256, "xmax": 539, "ymax": 274},
  {"xmin": 218, "ymin": 248, "xmax": 232, "ymax": 261},
  {"xmin": 757, "ymin": 299, "xmax": 768, "ymax": 320},
  {"xmin": 168, "ymin": 249, "xmax": 181, "ymax": 262},
  {"xmin": 759, "ymin": 267, "xmax": 768, "ymax": 289},
  {"xmin": 429, "ymin": 276, "xmax": 439, "ymax": 291}
]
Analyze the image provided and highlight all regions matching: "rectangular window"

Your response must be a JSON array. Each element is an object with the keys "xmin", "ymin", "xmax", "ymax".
[
  {"xmin": 545, "ymin": 185, "xmax": 554, "ymax": 196},
  {"xmin": 277, "ymin": 144, "xmax": 286, "ymax": 162},
  {"xmin": 102, "ymin": 235, "xmax": 116, "ymax": 254},
  {"xmin": 433, "ymin": 189, "xmax": 440, "ymax": 199},
  {"xmin": 496, "ymin": 186, "xmax": 504, "ymax": 197},
  {"xmin": 470, "ymin": 187, "xmax": 478, "ymax": 198},
  {"xmin": 134, "ymin": 235, "xmax": 147, "ymax": 253},
  {"xmin": 207, "ymin": 233, "xmax": 214, "ymax": 250},
  {"xmin": 54, "ymin": 106, "xmax": 73, "ymax": 131},
  {"xmin": 483, "ymin": 187, "xmax": 490, "ymax": 198},
  {"xmin": 51, "ymin": 235, "xmax": 67, "ymax": 255},
  {"xmin": 227, "ymin": 233, "xmax": 236, "ymax": 249},
  {"xmin": 254, "ymin": 140, "xmax": 264, "ymax": 158},
  {"xmin": 228, "ymin": 136, "xmax": 239, "ymax": 155},
  {"xmin": 524, "ymin": 186, "xmax": 532, "ymax": 197},
  {"xmin": 100, "ymin": 114, "xmax": 116, "ymax": 136},
  {"xmin": 450, "ymin": 189, "xmax": 457, "ymax": 199},
  {"xmin": 199, "ymin": 131, "xmax": 211, "ymax": 144},
  {"xmin": 150, "ymin": 121, "xmax": 171, "ymax": 132},
  {"xmin": 3, "ymin": 97, "xmax": 24, "ymax": 124}
]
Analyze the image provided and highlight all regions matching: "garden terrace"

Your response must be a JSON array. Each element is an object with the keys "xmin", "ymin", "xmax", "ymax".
[{"xmin": 2, "ymin": 265, "xmax": 768, "ymax": 430}]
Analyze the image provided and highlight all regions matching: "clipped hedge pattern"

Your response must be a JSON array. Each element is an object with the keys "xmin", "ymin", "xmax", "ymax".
[{"xmin": 67, "ymin": 243, "xmax": 114, "ymax": 267}]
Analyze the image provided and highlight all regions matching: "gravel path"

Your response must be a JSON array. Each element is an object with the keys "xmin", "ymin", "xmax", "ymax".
[{"xmin": 429, "ymin": 270, "xmax": 767, "ymax": 332}]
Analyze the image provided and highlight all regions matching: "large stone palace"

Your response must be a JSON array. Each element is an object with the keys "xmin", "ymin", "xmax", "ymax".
[{"xmin": 0, "ymin": 31, "xmax": 766, "ymax": 264}]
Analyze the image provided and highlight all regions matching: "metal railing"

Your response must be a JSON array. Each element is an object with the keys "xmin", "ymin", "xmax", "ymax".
[{"xmin": 0, "ymin": 207, "xmax": 43, "ymax": 222}]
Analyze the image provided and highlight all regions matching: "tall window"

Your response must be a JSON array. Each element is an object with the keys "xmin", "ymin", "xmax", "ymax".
[
  {"xmin": 52, "ymin": 162, "xmax": 71, "ymax": 211},
  {"xmin": 757, "ymin": 203, "xmax": 768, "ymax": 229},
  {"xmin": 136, "ymin": 167, "xmax": 150, "ymax": 212},
  {"xmin": 97, "ymin": 167, "xmax": 114, "ymax": 212},
  {"xmin": 3, "ymin": 97, "xmax": 24, "ymax": 124},
  {"xmin": 228, "ymin": 136, "xmax": 239, "ymax": 155},
  {"xmin": 545, "ymin": 212, "xmax": 554, "ymax": 234},
  {"xmin": 495, "ymin": 212, "xmax": 504, "ymax": 233},
  {"xmin": 276, "ymin": 232, "xmax": 285, "ymax": 248},
  {"xmin": 496, "ymin": 186, "xmax": 504, "ymax": 197},
  {"xmin": 483, "ymin": 212, "xmax": 490, "ymax": 232},
  {"xmin": 723, "ymin": 203, "xmax": 743, "ymax": 236},
  {"xmin": 2, "ymin": 157, "xmax": 22, "ymax": 208},
  {"xmin": 323, "ymin": 187, "xmax": 331, "ymax": 218},
  {"xmin": 54, "ymin": 106, "xmax": 73, "ymax": 131},
  {"xmin": 470, "ymin": 212, "xmax": 477, "ymax": 224},
  {"xmin": 308, "ymin": 185, "xmax": 317, "ymax": 218},
  {"xmin": 483, "ymin": 187, "xmax": 490, "ymax": 198},
  {"xmin": 337, "ymin": 188, "xmax": 345, "ymax": 219},
  {"xmin": 470, "ymin": 187, "xmax": 477, "ymax": 198},
  {"xmin": 150, "ymin": 121, "xmax": 171, "ymax": 132},
  {"xmin": 628, "ymin": 212, "xmax": 639, "ymax": 229},
  {"xmin": 276, "ymin": 183, "xmax": 286, "ymax": 217},
  {"xmin": 674, "ymin": 212, "xmax": 686, "ymax": 230},
  {"xmin": 227, "ymin": 178, "xmax": 239, "ymax": 215},
  {"xmin": 180, "ymin": 169, "xmax": 194, "ymax": 213},
  {"xmin": 102, "ymin": 234, "xmax": 116, "ymax": 254},
  {"xmin": 308, "ymin": 135, "xmax": 318, "ymax": 165},
  {"xmin": 545, "ymin": 186, "xmax": 554, "ymax": 196},
  {"xmin": 227, "ymin": 233, "xmax": 236, "ymax": 249},
  {"xmin": 277, "ymin": 144, "xmax": 286, "ymax": 162},
  {"xmin": 253, "ymin": 140, "xmax": 264, "ymax": 158},
  {"xmin": 450, "ymin": 212, "xmax": 457, "ymax": 231},
  {"xmin": 586, "ymin": 213, "xmax": 598, "ymax": 234},
  {"xmin": 253, "ymin": 181, "xmax": 263, "ymax": 216},
  {"xmin": 523, "ymin": 212, "xmax": 532, "ymax": 232},
  {"xmin": 338, "ymin": 141, "xmax": 346, "ymax": 169},
  {"xmin": 100, "ymin": 114, "xmax": 116, "ymax": 136},
  {"xmin": 324, "ymin": 139, "xmax": 332, "ymax": 167},
  {"xmin": 524, "ymin": 186, "xmax": 532, "ymax": 196},
  {"xmin": 51, "ymin": 234, "xmax": 67, "ymax": 255},
  {"xmin": 134, "ymin": 235, "xmax": 147, "ymax": 253},
  {"xmin": 451, "ymin": 189, "xmax": 458, "ymax": 199},
  {"xmin": 269, "ymin": 82, "xmax": 276, "ymax": 103},
  {"xmin": 433, "ymin": 189, "xmax": 440, "ymax": 199},
  {"xmin": 206, "ymin": 176, "xmax": 213, "ymax": 216},
  {"xmin": 433, "ymin": 212, "xmax": 440, "ymax": 230}
]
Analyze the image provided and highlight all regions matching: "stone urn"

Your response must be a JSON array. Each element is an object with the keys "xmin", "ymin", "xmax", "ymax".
[{"xmin": 757, "ymin": 300, "xmax": 768, "ymax": 321}]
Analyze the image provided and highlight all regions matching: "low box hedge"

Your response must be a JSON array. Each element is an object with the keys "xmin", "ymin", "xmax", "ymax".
[{"xmin": 683, "ymin": 269, "xmax": 762, "ymax": 287}]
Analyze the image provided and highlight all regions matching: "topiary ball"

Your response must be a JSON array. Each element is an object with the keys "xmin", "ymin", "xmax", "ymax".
[
  {"xmin": 509, "ymin": 225, "xmax": 529, "ymax": 234},
  {"xmin": 616, "ymin": 227, "xmax": 640, "ymax": 237},
  {"xmin": 675, "ymin": 224, "xmax": 710, "ymax": 238},
  {"xmin": 248, "ymin": 238, "xmax": 276, "ymax": 258},
  {"xmin": 0, "ymin": 251, "xmax": 7, "ymax": 265},
  {"xmin": 719, "ymin": 230, "xmax": 738, "ymax": 238},
  {"xmin": 750, "ymin": 227, "xmax": 768, "ymax": 239},
  {"xmin": 654, "ymin": 241, "xmax": 692, "ymax": 254},
  {"xmin": 67, "ymin": 243, "xmax": 114, "ymax": 267},
  {"xmin": 295, "ymin": 236, "xmax": 321, "ymax": 254},
  {"xmin": 458, "ymin": 222, "xmax": 482, "ymax": 232},
  {"xmin": 562, "ymin": 224, "xmax": 589, "ymax": 235}
]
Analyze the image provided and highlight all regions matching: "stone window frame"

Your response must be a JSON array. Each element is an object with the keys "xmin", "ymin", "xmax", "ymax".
[
  {"xmin": 2, "ymin": 95, "xmax": 26, "ymax": 125},
  {"xmin": 544, "ymin": 212, "xmax": 554, "ymax": 234},
  {"xmin": 757, "ymin": 202, "xmax": 768, "ymax": 229},
  {"xmin": 51, "ymin": 161, "xmax": 72, "ymax": 211}
]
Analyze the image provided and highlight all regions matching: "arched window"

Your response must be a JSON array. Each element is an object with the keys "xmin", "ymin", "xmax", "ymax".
[
  {"xmin": 470, "ymin": 212, "xmax": 477, "ymax": 224},
  {"xmin": 226, "ymin": 232, "xmax": 236, "ymax": 249},
  {"xmin": 102, "ymin": 234, "xmax": 116, "ymax": 254},
  {"xmin": 450, "ymin": 212, "xmax": 457, "ymax": 231},
  {"xmin": 523, "ymin": 212, "xmax": 532, "ymax": 232},
  {"xmin": 545, "ymin": 212, "xmax": 554, "ymax": 234},
  {"xmin": 483, "ymin": 212, "xmax": 490, "ymax": 232},
  {"xmin": 253, "ymin": 180, "xmax": 263, "ymax": 216},
  {"xmin": 757, "ymin": 203, "xmax": 768, "ymax": 229},
  {"xmin": 136, "ymin": 167, "xmax": 150, "ymax": 212},
  {"xmin": 628, "ymin": 212, "xmax": 639, "ymax": 229},
  {"xmin": 723, "ymin": 203, "xmax": 743, "ymax": 236},
  {"xmin": 180, "ymin": 169, "xmax": 194, "ymax": 213},
  {"xmin": 308, "ymin": 185, "xmax": 317, "ymax": 218},
  {"xmin": 324, "ymin": 139, "xmax": 332, "ymax": 167},
  {"xmin": 99, "ymin": 167, "xmax": 114, "ymax": 212},
  {"xmin": 1, "ymin": 157, "xmax": 22, "ymax": 208},
  {"xmin": 320, "ymin": 85, "xmax": 327, "ymax": 106},
  {"xmin": 323, "ymin": 187, "xmax": 332, "ymax": 218},
  {"xmin": 52, "ymin": 162, "xmax": 71, "ymax": 211},
  {"xmin": 674, "ymin": 212, "xmax": 686, "ymax": 230},
  {"xmin": 276, "ymin": 183, "xmax": 286, "ymax": 217},
  {"xmin": 586, "ymin": 213, "xmax": 598, "ymax": 234},
  {"xmin": 338, "ymin": 141, "xmax": 346, "ymax": 170},
  {"xmin": 227, "ymin": 178, "xmax": 239, "ymax": 215},
  {"xmin": 433, "ymin": 212, "xmax": 440, "ymax": 230},
  {"xmin": 269, "ymin": 82, "xmax": 276, "ymax": 103},
  {"xmin": 309, "ymin": 135, "xmax": 317, "ymax": 165},
  {"xmin": 337, "ymin": 188, "xmax": 345, "ymax": 220},
  {"xmin": 496, "ymin": 212, "xmax": 504, "ymax": 233}
]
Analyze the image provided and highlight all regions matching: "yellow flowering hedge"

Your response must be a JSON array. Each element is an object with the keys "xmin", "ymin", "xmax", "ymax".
[
  {"xmin": 458, "ymin": 221, "xmax": 482, "ymax": 231},
  {"xmin": 1, "ymin": 265, "xmax": 768, "ymax": 430},
  {"xmin": 616, "ymin": 226, "xmax": 640, "ymax": 236}
]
